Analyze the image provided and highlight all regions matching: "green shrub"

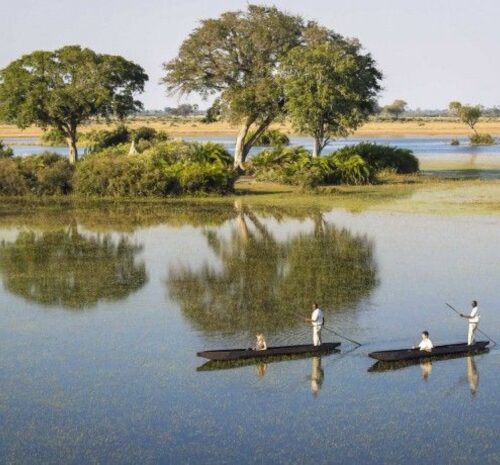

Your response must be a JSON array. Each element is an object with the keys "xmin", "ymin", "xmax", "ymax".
[
  {"xmin": 84, "ymin": 125, "xmax": 131, "ymax": 152},
  {"xmin": 450, "ymin": 138, "xmax": 460, "ymax": 146},
  {"xmin": 249, "ymin": 129, "xmax": 290, "ymax": 146},
  {"xmin": 132, "ymin": 126, "xmax": 169, "ymax": 143},
  {"xmin": 0, "ymin": 158, "xmax": 27, "ymax": 194},
  {"xmin": 147, "ymin": 141, "xmax": 232, "ymax": 166},
  {"xmin": 469, "ymin": 133, "xmax": 495, "ymax": 145},
  {"xmin": 333, "ymin": 143, "xmax": 419, "ymax": 174},
  {"xmin": 0, "ymin": 140, "xmax": 14, "ymax": 158},
  {"xmin": 17, "ymin": 152, "xmax": 73, "ymax": 195}
]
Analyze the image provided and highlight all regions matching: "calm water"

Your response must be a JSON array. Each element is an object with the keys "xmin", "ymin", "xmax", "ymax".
[
  {"xmin": 5, "ymin": 134, "xmax": 500, "ymax": 159},
  {"xmin": 0, "ymin": 203, "xmax": 499, "ymax": 464}
]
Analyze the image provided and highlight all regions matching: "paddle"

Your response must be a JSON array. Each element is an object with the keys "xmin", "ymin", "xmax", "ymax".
[
  {"xmin": 297, "ymin": 312, "xmax": 362, "ymax": 346},
  {"xmin": 445, "ymin": 302, "xmax": 498, "ymax": 347}
]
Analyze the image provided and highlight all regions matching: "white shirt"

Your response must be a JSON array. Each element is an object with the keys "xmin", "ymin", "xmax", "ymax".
[
  {"xmin": 311, "ymin": 308, "xmax": 324, "ymax": 327},
  {"xmin": 469, "ymin": 306, "xmax": 480, "ymax": 324},
  {"xmin": 418, "ymin": 338, "xmax": 433, "ymax": 351}
]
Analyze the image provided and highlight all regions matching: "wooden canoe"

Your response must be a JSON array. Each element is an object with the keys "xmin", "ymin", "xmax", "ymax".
[
  {"xmin": 368, "ymin": 341, "xmax": 489, "ymax": 362},
  {"xmin": 197, "ymin": 342, "xmax": 341, "ymax": 361}
]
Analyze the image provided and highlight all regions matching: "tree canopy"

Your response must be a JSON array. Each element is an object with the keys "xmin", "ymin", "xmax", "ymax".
[
  {"xmin": 383, "ymin": 99, "xmax": 407, "ymax": 119},
  {"xmin": 282, "ymin": 29, "xmax": 382, "ymax": 157},
  {"xmin": 162, "ymin": 5, "xmax": 304, "ymax": 169},
  {"xmin": 448, "ymin": 101, "xmax": 482, "ymax": 134},
  {"xmin": 0, "ymin": 45, "xmax": 148, "ymax": 163}
]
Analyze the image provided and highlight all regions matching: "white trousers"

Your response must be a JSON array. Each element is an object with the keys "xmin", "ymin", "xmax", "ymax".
[
  {"xmin": 313, "ymin": 326, "xmax": 322, "ymax": 346},
  {"xmin": 468, "ymin": 323, "xmax": 478, "ymax": 345}
]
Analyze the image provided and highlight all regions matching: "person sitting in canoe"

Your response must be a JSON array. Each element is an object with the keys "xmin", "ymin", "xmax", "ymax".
[
  {"xmin": 460, "ymin": 300, "xmax": 480, "ymax": 345},
  {"xmin": 414, "ymin": 330, "xmax": 433, "ymax": 352},
  {"xmin": 253, "ymin": 333, "xmax": 267, "ymax": 351},
  {"xmin": 305, "ymin": 302, "xmax": 324, "ymax": 347}
]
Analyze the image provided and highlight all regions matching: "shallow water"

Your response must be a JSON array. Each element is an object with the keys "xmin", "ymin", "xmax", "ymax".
[
  {"xmin": 0, "ymin": 204, "xmax": 499, "ymax": 464},
  {"xmin": 5, "ymin": 134, "xmax": 500, "ymax": 159}
]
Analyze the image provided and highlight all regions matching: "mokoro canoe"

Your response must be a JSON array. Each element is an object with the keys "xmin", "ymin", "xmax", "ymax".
[
  {"xmin": 197, "ymin": 342, "xmax": 341, "ymax": 361},
  {"xmin": 368, "ymin": 341, "xmax": 489, "ymax": 362}
]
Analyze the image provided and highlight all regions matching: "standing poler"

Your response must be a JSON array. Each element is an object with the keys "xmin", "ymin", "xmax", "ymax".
[
  {"xmin": 306, "ymin": 303, "xmax": 324, "ymax": 346},
  {"xmin": 460, "ymin": 300, "xmax": 480, "ymax": 345}
]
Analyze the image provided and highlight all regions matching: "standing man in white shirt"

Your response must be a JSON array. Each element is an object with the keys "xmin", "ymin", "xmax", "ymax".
[
  {"xmin": 306, "ymin": 302, "xmax": 324, "ymax": 346},
  {"xmin": 460, "ymin": 300, "xmax": 480, "ymax": 345}
]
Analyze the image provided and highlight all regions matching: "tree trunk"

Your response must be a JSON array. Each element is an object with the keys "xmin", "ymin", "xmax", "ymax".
[
  {"xmin": 66, "ymin": 135, "xmax": 78, "ymax": 165},
  {"xmin": 312, "ymin": 137, "xmax": 321, "ymax": 158},
  {"xmin": 234, "ymin": 121, "xmax": 251, "ymax": 171}
]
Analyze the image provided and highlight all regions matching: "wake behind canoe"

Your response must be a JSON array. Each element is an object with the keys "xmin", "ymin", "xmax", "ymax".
[
  {"xmin": 197, "ymin": 342, "xmax": 341, "ymax": 361},
  {"xmin": 368, "ymin": 341, "xmax": 489, "ymax": 362}
]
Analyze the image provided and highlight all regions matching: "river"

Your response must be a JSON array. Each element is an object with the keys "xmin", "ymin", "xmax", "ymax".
[{"xmin": 0, "ymin": 202, "xmax": 498, "ymax": 464}]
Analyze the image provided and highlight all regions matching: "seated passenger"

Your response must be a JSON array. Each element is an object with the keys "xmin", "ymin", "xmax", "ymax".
[
  {"xmin": 253, "ymin": 333, "xmax": 267, "ymax": 351},
  {"xmin": 416, "ymin": 331, "xmax": 433, "ymax": 352}
]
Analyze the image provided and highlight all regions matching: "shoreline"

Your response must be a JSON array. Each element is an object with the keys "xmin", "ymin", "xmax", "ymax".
[{"xmin": 2, "ymin": 119, "xmax": 500, "ymax": 139}]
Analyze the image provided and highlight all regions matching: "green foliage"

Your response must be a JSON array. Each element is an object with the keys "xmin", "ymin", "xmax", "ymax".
[
  {"xmin": 450, "ymin": 138, "xmax": 460, "ymax": 146},
  {"xmin": 84, "ymin": 125, "xmax": 131, "ymax": 152},
  {"xmin": 132, "ymin": 126, "xmax": 169, "ymax": 143},
  {"xmin": 40, "ymin": 128, "xmax": 68, "ymax": 146},
  {"xmin": 0, "ymin": 140, "xmax": 14, "ymax": 158},
  {"xmin": 282, "ymin": 33, "xmax": 382, "ymax": 156},
  {"xmin": 162, "ymin": 5, "xmax": 304, "ymax": 166},
  {"xmin": 248, "ymin": 146, "xmax": 375, "ymax": 187},
  {"xmin": 0, "ymin": 158, "xmax": 27, "ymax": 194},
  {"xmin": 17, "ymin": 152, "xmax": 74, "ymax": 195},
  {"xmin": 0, "ymin": 153, "xmax": 73, "ymax": 195},
  {"xmin": 249, "ymin": 129, "xmax": 290, "ymax": 147},
  {"xmin": 448, "ymin": 101, "xmax": 482, "ymax": 134},
  {"xmin": 333, "ymin": 143, "xmax": 419, "ymax": 174},
  {"xmin": 74, "ymin": 141, "xmax": 236, "ymax": 197},
  {"xmin": 383, "ymin": 100, "xmax": 407, "ymax": 119},
  {"xmin": 469, "ymin": 133, "xmax": 495, "ymax": 145},
  {"xmin": 0, "ymin": 45, "xmax": 148, "ymax": 163}
]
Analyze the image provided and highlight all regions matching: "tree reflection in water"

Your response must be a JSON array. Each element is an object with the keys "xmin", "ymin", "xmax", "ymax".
[
  {"xmin": 168, "ymin": 203, "xmax": 378, "ymax": 335},
  {"xmin": 0, "ymin": 225, "xmax": 147, "ymax": 309}
]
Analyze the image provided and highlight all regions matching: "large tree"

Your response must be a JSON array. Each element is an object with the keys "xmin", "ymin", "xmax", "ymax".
[
  {"xmin": 282, "ymin": 29, "xmax": 382, "ymax": 157},
  {"xmin": 0, "ymin": 45, "xmax": 148, "ymax": 164},
  {"xmin": 383, "ymin": 99, "xmax": 407, "ymax": 119},
  {"xmin": 448, "ymin": 101, "xmax": 481, "ymax": 134},
  {"xmin": 162, "ymin": 5, "xmax": 303, "ymax": 170}
]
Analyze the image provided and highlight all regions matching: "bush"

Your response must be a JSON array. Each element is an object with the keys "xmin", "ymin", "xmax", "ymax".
[
  {"xmin": 250, "ymin": 129, "xmax": 290, "ymax": 147},
  {"xmin": 18, "ymin": 152, "xmax": 73, "ymax": 195},
  {"xmin": 0, "ymin": 140, "xmax": 14, "ymax": 158},
  {"xmin": 132, "ymin": 126, "xmax": 169, "ymax": 143},
  {"xmin": 333, "ymin": 143, "xmax": 419, "ymax": 174},
  {"xmin": 248, "ymin": 146, "xmax": 375, "ymax": 187},
  {"xmin": 450, "ymin": 138, "xmax": 460, "ymax": 146},
  {"xmin": 74, "ymin": 141, "xmax": 236, "ymax": 197},
  {"xmin": 0, "ymin": 158, "xmax": 27, "ymax": 194},
  {"xmin": 469, "ymin": 133, "xmax": 495, "ymax": 145},
  {"xmin": 84, "ymin": 125, "xmax": 131, "ymax": 153}
]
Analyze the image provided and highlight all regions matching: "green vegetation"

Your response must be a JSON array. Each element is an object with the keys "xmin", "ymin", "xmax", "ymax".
[
  {"xmin": 383, "ymin": 100, "xmax": 408, "ymax": 119},
  {"xmin": 450, "ymin": 138, "xmax": 460, "ymax": 146},
  {"xmin": 249, "ymin": 128, "xmax": 290, "ymax": 147},
  {"xmin": 248, "ymin": 143, "xmax": 418, "ymax": 187},
  {"xmin": 0, "ymin": 139, "xmax": 13, "ymax": 158},
  {"xmin": 469, "ymin": 133, "xmax": 495, "ymax": 145},
  {"xmin": 163, "ymin": 5, "xmax": 381, "ymax": 169},
  {"xmin": 282, "ymin": 33, "xmax": 381, "ymax": 156},
  {"xmin": 0, "ymin": 45, "xmax": 148, "ymax": 163}
]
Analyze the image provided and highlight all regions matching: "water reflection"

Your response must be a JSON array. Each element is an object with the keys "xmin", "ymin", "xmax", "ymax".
[
  {"xmin": 0, "ymin": 225, "xmax": 147, "ymax": 309},
  {"xmin": 466, "ymin": 356, "xmax": 479, "ymax": 396},
  {"xmin": 309, "ymin": 357, "xmax": 325, "ymax": 397},
  {"xmin": 420, "ymin": 360, "xmax": 432, "ymax": 381},
  {"xmin": 168, "ymin": 204, "xmax": 378, "ymax": 334},
  {"xmin": 255, "ymin": 362, "xmax": 268, "ymax": 379}
]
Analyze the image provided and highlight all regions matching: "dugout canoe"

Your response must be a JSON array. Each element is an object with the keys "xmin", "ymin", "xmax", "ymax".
[
  {"xmin": 197, "ymin": 342, "xmax": 341, "ymax": 361},
  {"xmin": 368, "ymin": 341, "xmax": 489, "ymax": 362}
]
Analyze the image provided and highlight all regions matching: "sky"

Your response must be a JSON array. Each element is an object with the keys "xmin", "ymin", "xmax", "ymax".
[{"xmin": 2, "ymin": 0, "xmax": 499, "ymax": 110}]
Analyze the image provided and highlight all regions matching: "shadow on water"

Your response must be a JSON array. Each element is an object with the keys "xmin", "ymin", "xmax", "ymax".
[
  {"xmin": 0, "ymin": 223, "xmax": 147, "ymax": 309},
  {"xmin": 167, "ymin": 202, "xmax": 379, "ymax": 335}
]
